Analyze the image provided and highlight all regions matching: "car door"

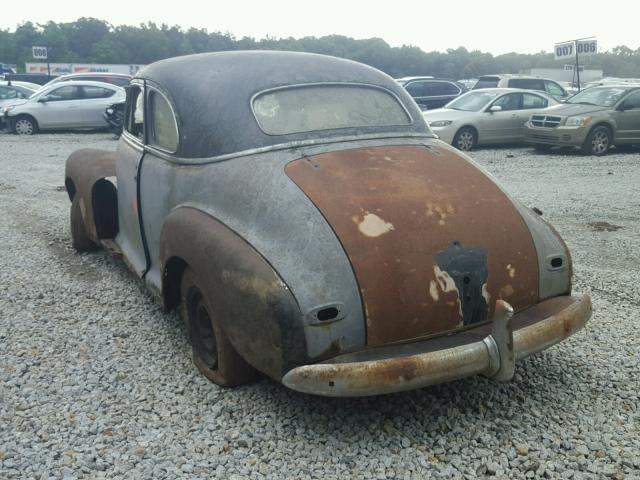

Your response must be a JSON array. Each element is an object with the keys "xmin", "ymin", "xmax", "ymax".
[
  {"xmin": 477, "ymin": 93, "xmax": 523, "ymax": 142},
  {"xmin": 36, "ymin": 85, "xmax": 84, "ymax": 128},
  {"xmin": 115, "ymin": 82, "xmax": 149, "ymax": 277},
  {"xmin": 614, "ymin": 90, "xmax": 640, "ymax": 142},
  {"xmin": 79, "ymin": 85, "xmax": 118, "ymax": 127},
  {"xmin": 404, "ymin": 81, "xmax": 428, "ymax": 109}
]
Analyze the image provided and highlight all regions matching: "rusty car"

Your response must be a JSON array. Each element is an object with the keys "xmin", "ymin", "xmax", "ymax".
[{"xmin": 65, "ymin": 51, "xmax": 592, "ymax": 397}]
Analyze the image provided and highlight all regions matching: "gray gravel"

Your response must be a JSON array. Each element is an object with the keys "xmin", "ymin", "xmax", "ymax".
[{"xmin": 1, "ymin": 133, "xmax": 639, "ymax": 480}]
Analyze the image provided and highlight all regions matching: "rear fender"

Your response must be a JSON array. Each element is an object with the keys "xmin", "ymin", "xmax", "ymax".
[
  {"xmin": 65, "ymin": 148, "xmax": 118, "ymax": 243},
  {"xmin": 159, "ymin": 206, "xmax": 307, "ymax": 380}
]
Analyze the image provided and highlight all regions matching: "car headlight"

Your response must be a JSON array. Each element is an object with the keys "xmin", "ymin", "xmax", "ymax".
[
  {"xmin": 565, "ymin": 116, "xmax": 592, "ymax": 127},
  {"xmin": 428, "ymin": 120, "xmax": 453, "ymax": 127}
]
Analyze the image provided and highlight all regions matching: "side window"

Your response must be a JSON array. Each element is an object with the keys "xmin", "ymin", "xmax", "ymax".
[
  {"xmin": 509, "ymin": 79, "xmax": 545, "ymax": 91},
  {"xmin": 82, "ymin": 86, "xmax": 116, "ymax": 99},
  {"xmin": 125, "ymin": 86, "xmax": 145, "ymax": 142},
  {"xmin": 0, "ymin": 87, "xmax": 17, "ymax": 99},
  {"xmin": 491, "ymin": 93, "xmax": 522, "ymax": 111},
  {"xmin": 522, "ymin": 93, "xmax": 549, "ymax": 109},
  {"xmin": 622, "ymin": 91, "xmax": 640, "ymax": 110},
  {"xmin": 148, "ymin": 90, "xmax": 179, "ymax": 152},
  {"xmin": 423, "ymin": 81, "xmax": 460, "ymax": 96},
  {"xmin": 46, "ymin": 86, "xmax": 82, "ymax": 101},
  {"xmin": 545, "ymin": 81, "xmax": 566, "ymax": 97},
  {"xmin": 405, "ymin": 81, "xmax": 427, "ymax": 97}
]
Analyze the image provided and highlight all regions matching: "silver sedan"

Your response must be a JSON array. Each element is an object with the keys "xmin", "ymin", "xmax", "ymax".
[
  {"xmin": 423, "ymin": 88, "xmax": 559, "ymax": 151},
  {"xmin": 3, "ymin": 80, "xmax": 125, "ymax": 135}
]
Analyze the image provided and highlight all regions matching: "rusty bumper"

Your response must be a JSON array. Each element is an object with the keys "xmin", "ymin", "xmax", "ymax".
[{"xmin": 282, "ymin": 295, "xmax": 592, "ymax": 397}]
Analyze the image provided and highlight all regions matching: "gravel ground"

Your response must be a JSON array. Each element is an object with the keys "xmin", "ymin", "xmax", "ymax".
[{"xmin": 1, "ymin": 132, "xmax": 639, "ymax": 480}]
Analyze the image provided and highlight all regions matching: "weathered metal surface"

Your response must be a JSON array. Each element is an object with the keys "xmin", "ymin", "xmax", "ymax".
[
  {"xmin": 159, "ymin": 206, "xmax": 306, "ymax": 379},
  {"xmin": 65, "ymin": 148, "xmax": 117, "ymax": 243},
  {"xmin": 487, "ymin": 300, "xmax": 515, "ymax": 381},
  {"xmin": 285, "ymin": 144, "xmax": 540, "ymax": 346},
  {"xmin": 281, "ymin": 294, "xmax": 591, "ymax": 397}
]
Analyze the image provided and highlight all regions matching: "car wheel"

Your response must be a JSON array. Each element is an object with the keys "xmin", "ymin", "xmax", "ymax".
[
  {"xmin": 533, "ymin": 144, "xmax": 553, "ymax": 152},
  {"xmin": 453, "ymin": 127, "xmax": 477, "ymax": 151},
  {"xmin": 582, "ymin": 126, "xmax": 611, "ymax": 156},
  {"xmin": 180, "ymin": 267, "xmax": 257, "ymax": 387},
  {"xmin": 70, "ymin": 196, "xmax": 98, "ymax": 252},
  {"xmin": 13, "ymin": 115, "xmax": 38, "ymax": 135}
]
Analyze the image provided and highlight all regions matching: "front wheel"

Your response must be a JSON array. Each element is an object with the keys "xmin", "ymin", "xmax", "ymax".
[
  {"xmin": 452, "ymin": 127, "xmax": 477, "ymax": 151},
  {"xmin": 13, "ymin": 115, "xmax": 38, "ymax": 135},
  {"xmin": 582, "ymin": 126, "xmax": 611, "ymax": 156},
  {"xmin": 180, "ymin": 268, "xmax": 257, "ymax": 387}
]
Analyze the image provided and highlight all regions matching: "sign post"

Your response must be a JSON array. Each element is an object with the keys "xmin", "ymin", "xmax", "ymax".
[
  {"xmin": 554, "ymin": 38, "xmax": 597, "ymax": 92},
  {"xmin": 32, "ymin": 46, "xmax": 50, "ymax": 76}
]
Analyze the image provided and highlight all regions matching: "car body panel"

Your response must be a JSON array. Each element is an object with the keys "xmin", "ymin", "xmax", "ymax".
[{"xmin": 285, "ymin": 144, "xmax": 539, "ymax": 346}]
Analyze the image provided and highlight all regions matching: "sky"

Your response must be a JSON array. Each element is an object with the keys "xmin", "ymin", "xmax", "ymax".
[{"xmin": 2, "ymin": 0, "xmax": 638, "ymax": 55}]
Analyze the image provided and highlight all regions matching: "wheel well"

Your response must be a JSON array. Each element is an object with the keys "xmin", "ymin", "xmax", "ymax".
[
  {"xmin": 91, "ymin": 179, "xmax": 119, "ymax": 239},
  {"xmin": 458, "ymin": 125, "xmax": 478, "ymax": 138},
  {"xmin": 14, "ymin": 114, "xmax": 38, "ymax": 128},
  {"xmin": 589, "ymin": 122, "xmax": 614, "ymax": 141},
  {"xmin": 163, "ymin": 256, "xmax": 188, "ymax": 312},
  {"xmin": 65, "ymin": 177, "xmax": 76, "ymax": 202}
]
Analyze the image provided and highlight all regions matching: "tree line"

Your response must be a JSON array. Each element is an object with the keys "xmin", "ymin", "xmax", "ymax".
[{"xmin": 1, "ymin": 18, "xmax": 640, "ymax": 78}]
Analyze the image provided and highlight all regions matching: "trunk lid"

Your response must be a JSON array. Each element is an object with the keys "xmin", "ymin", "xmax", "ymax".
[{"xmin": 285, "ymin": 144, "xmax": 539, "ymax": 346}]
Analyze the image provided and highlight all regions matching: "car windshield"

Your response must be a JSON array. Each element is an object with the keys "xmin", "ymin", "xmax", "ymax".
[
  {"xmin": 253, "ymin": 84, "xmax": 412, "ymax": 135},
  {"xmin": 446, "ymin": 91, "xmax": 499, "ymax": 111},
  {"xmin": 566, "ymin": 87, "xmax": 630, "ymax": 107}
]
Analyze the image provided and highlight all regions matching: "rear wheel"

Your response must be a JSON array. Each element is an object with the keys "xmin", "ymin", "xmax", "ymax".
[
  {"xmin": 582, "ymin": 126, "xmax": 611, "ymax": 156},
  {"xmin": 180, "ymin": 268, "xmax": 257, "ymax": 387},
  {"xmin": 453, "ymin": 127, "xmax": 477, "ymax": 151},
  {"xmin": 70, "ymin": 196, "xmax": 98, "ymax": 252},
  {"xmin": 13, "ymin": 115, "xmax": 38, "ymax": 135}
]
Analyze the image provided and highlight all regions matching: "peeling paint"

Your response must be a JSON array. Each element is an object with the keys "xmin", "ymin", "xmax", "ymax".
[
  {"xmin": 429, "ymin": 280, "xmax": 439, "ymax": 301},
  {"xmin": 506, "ymin": 264, "xmax": 516, "ymax": 278},
  {"xmin": 433, "ymin": 265, "xmax": 463, "ymax": 319},
  {"xmin": 353, "ymin": 212, "xmax": 395, "ymax": 237},
  {"xmin": 482, "ymin": 283, "xmax": 491, "ymax": 304},
  {"xmin": 500, "ymin": 284, "xmax": 515, "ymax": 298}
]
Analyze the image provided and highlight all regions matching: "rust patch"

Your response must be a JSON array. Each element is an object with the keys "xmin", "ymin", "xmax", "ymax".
[{"xmin": 286, "ymin": 145, "xmax": 539, "ymax": 346}]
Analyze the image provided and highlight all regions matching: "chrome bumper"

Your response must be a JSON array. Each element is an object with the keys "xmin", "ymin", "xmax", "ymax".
[{"xmin": 282, "ymin": 295, "xmax": 592, "ymax": 397}]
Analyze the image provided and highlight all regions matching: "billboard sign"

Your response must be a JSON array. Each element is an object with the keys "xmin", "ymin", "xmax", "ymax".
[
  {"xmin": 554, "ymin": 39, "xmax": 597, "ymax": 60},
  {"xmin": 32, "ymin": 46, "xmax": 48, "ymax": 59}
]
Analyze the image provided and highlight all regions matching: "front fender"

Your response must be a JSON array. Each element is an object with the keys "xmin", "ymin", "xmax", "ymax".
[
  {"xmin": 65, "ymin": 148, "xmax": 117, "ymax": 243},
  {"xmin": 159, "ymin": 206, "xmax": 307, "ymax": 380}
]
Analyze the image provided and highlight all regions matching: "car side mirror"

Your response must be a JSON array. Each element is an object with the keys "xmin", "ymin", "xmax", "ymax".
[
  {"xmin": 488, "ymin": 105, "xmax": 502, "ymax": 113},
  {"xmin": 38, "ymin": 95, "xmax": 51, "ymax": 103}
]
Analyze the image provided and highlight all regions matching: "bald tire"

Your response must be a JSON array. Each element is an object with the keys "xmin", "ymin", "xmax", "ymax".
[
  {"xmin": 180, "ymin": 267, "xmax": 257, "ymax": 387},
  {"xmin": 70, "ymin": 196, "xmax": 98, "ymax": 252}
]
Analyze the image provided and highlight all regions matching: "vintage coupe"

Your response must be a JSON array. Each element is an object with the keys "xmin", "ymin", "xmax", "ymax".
[{"xmin": 65, "ymin": 51, "xmax": 591, "ymax": 397}]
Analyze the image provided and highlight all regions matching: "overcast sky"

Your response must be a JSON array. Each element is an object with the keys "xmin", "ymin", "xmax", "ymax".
[{"xmin": 2, "ymin": 0, "xmax": 638, "ymax": 55}]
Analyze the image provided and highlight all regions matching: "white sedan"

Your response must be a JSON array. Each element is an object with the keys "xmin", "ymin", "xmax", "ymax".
[
  {"xmin": 3, "ymin": 80, "xmax": 125, "ymax": 135},
  {"xmin": 423, "ymin": 88, "xmax": 559, "ymax": 151}
]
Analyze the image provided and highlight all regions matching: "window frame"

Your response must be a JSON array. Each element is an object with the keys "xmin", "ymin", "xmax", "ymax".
[
  {"xmin": 122, "ymin": 81, "xmax": 146, "ymax": 146},
  {"xmin": 521, "ymin": 92, "xmax": 549, "ymax": 109},
  {"xmin": 43, "ymin": 85, "xmax": 83, "ymax": 102},
  {"xmin": 250, "ymin": 82, "xmax": 414, "ymax": 137},
  {"xmin": 146, "ymin": 87, "xmax": 180, "ymax": 154}
]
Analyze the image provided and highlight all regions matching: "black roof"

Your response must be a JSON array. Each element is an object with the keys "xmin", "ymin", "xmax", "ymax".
[{"xmin": 136, "ymin": 51, "xmax": 429, "ymax": 158}]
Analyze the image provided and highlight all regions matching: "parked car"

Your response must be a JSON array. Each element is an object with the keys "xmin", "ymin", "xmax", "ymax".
[
  {"xmin": 65, "ymin": 51, "xmax": 590, "ymax": 397},
  {"xmin": 43, "ymin": 72, "xmax": 132, "ymax": 88},
  {"xmin": 473, "ymin": 74, "xmax": 570, "ymax": 100},
  {"xmin": 396, "ymin": 77, "xmax": 467, "ymax": 110},
  {"xmin": 0, "ymin": 82, "xmax": 36, "ymax": 129},
  {"xmin": 524, "ymin": 85, "xmax": 640, "ymax": 155},
  {"xmin": 4, "ymin": 80, "xmax": 125, "ymax": 135},
  {"xmin": 4, "ymin": 73, "xmax": 56, "ymax": 86},
  {"xmin": 0, "ymin": 63, "xmax": 16, "ymax": 75},
  {"xmin": 423, "ymin": 88, "xmax": 559, "ymax": 150}
]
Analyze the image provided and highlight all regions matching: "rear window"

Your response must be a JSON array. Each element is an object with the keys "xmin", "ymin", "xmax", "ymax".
[
  {"xmin": 253, "ymin": 84, "xmax": 411, "ymax": 135},
  {"xmin": 474, "ymin": 77, "xmax": 500, "ymax": 89},
  {"xmin": 509, "ymin": 78, "xmax": 545, "ymax": 91}
]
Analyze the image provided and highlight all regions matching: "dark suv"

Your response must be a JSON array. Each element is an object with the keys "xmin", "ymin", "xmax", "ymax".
[{"xmin": 396, "ymin": 77, "xmax": 467, "ymax": 110}]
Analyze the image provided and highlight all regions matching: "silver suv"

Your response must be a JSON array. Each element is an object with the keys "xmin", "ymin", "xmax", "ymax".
[
  {"xmin": 474, "ymin": 75, "xmax": 569, "ymax": 100},
  {"xmin": 524, "ymin": 85, "xmax": 640, "ymax": 155}
]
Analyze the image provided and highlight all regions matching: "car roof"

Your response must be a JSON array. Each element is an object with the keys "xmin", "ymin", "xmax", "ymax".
[
  {"xmin": 136, "ymin": 50, "xmax": 429, "ymax": 159},
  {"xmin": 55, "ymin": 72, "xmax": 132, "ymax": 78},
  {"xmin": 44, "ymin": 80, "xmax": 125, "ymax": 90},
  {"xmin": 395, "ymin": 76, "xmax": 435, "ymax": 81},
  {"xmin": 463, "ymin": 87, "xmax": 553, "ymax": 95}
]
